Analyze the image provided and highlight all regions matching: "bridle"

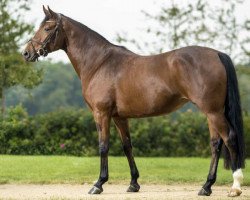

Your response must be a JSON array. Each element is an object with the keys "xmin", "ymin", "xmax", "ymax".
[{"xmin": 28, "ymin": 14, "xmax": 62, "ymax": 60}]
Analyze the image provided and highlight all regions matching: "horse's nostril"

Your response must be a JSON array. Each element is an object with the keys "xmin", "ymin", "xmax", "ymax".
[
  {"xmin": 22, "ymin": 51, "xmax": 30, "ymax": 58},
  {"xmin": 38, "ymin": 48, "xmax": 44, "ymax": 56}
]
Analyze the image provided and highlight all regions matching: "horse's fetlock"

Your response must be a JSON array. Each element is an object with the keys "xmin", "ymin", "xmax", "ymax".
[
  {"xmin": 207, "ymin": 176, "xmax": 216, "ymax": 184},
  {"xmin": 100, "ymin": 175, "xmax": 108, "ymax": 183},
  {"xmin": 131, "ymin": 167, "xmax": 139, "ymax": 179},
  {"xmin": 132, "ymin": 172, "xmax": 139, "ymax": 179}
]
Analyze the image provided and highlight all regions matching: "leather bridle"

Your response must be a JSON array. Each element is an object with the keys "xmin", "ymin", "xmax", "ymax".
[{"xmin": 28, "ymin": 14, "xmax": 62, "ymax": 60}]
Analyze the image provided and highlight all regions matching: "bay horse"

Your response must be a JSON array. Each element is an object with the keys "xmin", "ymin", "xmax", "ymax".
[{"xmin": 23, "ymin": 6, "xmax": 245, "ymax": 197}]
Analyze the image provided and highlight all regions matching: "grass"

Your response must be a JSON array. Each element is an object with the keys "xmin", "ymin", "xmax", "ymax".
[{"xmin": 0, "ymin": 155, "xmax": 249, "ymax": 186}]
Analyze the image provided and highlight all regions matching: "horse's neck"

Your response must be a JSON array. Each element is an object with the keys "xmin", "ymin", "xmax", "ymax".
[{"xmin": 62, "ymin": 16, "xmax": 113, "ymax": 79}]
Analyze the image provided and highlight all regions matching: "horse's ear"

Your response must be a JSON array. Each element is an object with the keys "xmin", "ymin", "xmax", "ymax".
[
  {"xmin": 43, "ymin": 5, "xmax": 51, "ymax": 17},
  {"xmin": 47, "ymin": 6, "xmax": 58, "ymax": 19}
]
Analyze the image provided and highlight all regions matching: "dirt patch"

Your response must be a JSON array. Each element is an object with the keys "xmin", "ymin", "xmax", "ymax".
[{"xmin": 0, "ymin": 184, "xmax": 249, "ymax": 200}]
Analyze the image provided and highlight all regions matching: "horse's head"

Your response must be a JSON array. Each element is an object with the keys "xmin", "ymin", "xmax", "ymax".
[{"xmin": 22, "ymin": 6, "xmax": 65, "ymax": 62}]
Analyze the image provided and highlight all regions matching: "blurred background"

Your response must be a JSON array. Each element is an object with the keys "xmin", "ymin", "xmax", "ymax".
[{"xmin": 0, "ymin": 0, "xmax": 249, "ymax": 157}]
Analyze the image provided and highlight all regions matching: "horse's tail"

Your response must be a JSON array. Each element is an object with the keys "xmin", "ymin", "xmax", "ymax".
[{"xmin": 218, "ymin": 52, "xmax": 245, "ymax": 169}]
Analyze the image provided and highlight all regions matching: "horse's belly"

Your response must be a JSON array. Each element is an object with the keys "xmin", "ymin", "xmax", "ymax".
[
  {"xmin": 115, "ymin": 93, "xmax": 188, "ymax": 118},
  {"xmin": 114, "ymin": 67, "xmax": 188, "ymax": 118}
]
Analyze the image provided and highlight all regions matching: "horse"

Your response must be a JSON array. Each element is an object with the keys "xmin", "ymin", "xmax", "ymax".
[{"xmin": 22, "ymin": 6, "xmax": 245, "ymax": 197}]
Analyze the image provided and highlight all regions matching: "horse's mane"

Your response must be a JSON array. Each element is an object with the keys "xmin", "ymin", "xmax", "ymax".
[
  {"xmin": 40, "ymin": 13, "xmax": 130, "ymax": 53},
  {"xmin": 64, "ymin": 14, "xmax": 132, "ymax": 52},
  {"xmin": 63, "ymin": 15, "xmax": 111, "ymax": 44}
]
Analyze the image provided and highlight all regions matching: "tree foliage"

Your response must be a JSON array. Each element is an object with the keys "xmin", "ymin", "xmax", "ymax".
[
  {"xmin": 237, "ymin": 65, "xmax": 250, "ymax": 113},
  {"xmin": 6, "ymin": 61, "xmax": 84, "ymax": 115},
  {"xmin": 1, "ymin": 106, "xmax": 250, "ymax": 157},
  {"xmin": 116, "ymin": 0, "xmax": 250, "ymax": 64},
  {"xmin": 0, "ymin": 0, "xmax": 42, "ymax": 116}
]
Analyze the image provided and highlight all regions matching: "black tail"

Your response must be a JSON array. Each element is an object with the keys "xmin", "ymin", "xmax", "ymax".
[{"xmin": 218, "ymin": 52, "xmax": 245, "ymax": 169}]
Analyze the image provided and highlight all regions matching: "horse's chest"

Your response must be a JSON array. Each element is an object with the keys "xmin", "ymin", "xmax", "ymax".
[{"xmin": 83, "ymin": 83, "xmax": 115, "ymax": 112}]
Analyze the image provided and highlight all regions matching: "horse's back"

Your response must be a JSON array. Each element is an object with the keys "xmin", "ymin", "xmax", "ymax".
[{"xmin": 114, "ymin": 46, "xmax": 227, "ymax": 117}]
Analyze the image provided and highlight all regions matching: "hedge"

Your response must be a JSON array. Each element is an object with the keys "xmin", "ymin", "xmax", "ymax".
[{"xmin": 0, "ymin": 105, "xmax": 249, "ymax": 157}]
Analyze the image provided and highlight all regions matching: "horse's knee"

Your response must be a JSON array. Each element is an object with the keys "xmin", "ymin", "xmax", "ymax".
[{"xmin": 99, "ymin": 143, "xmax": 109, "ymax": 156}]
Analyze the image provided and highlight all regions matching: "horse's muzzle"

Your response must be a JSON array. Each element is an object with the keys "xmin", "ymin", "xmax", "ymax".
[{"xmin": 22, "ymin": 50, "xmax": 38, "ymax": 62}]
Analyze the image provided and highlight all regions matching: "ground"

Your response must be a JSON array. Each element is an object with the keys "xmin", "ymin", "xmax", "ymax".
[
  {"xmin": 1, "ymin": 157, "xmax": 249, "ymax": 199},
  {"xmin": 0, "ymin": 184, "xmax": 250, "ymax": 200}
]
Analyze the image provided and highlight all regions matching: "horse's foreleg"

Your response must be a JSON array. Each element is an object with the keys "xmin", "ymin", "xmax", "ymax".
[
  {"xmin": 113, "ymin": 117, "xmax": 140, "ymax": 192},
  {"xmin": 88, "ymin": 111, "xmax": 111, "ymax": 194}
]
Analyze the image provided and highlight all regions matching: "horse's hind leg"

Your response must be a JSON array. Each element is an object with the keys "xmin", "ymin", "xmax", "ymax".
[
  {"xmin": 198, "ymin": 114, "xmax": 223, "ymax": 196},
  {"xmin": 113, "ymin": 117, "xmax": 140, "ymax": 192},
  {"xmin": 199, "ymin": 112, "xmax": 243, "ymax": 197}
]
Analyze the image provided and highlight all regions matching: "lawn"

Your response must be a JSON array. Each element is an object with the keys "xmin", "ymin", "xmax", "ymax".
[{"xmin": 0, "ymin": 156, "xmax": 249, "ymax": 185}]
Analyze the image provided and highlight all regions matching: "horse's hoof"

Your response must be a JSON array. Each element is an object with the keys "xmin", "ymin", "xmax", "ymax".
[
  {"xmin": 228, "ymin": 188, "xmax": 242, "ymax": 197},
  {"xmin": 198, "ymin": 187, "xmax": 212, "ymax": 196},
  {"xmin": 88, "ymin": 186, "xmax": 103, "ymax": 194},
  {"xmin": 127, "ymin": 184, "xmax": 140, "ymax": 192}
]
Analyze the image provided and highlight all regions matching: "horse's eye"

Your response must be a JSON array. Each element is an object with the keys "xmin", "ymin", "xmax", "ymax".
[{"xmin": 44, "ymin": 27, "xmax": 50, "ymax": 32}]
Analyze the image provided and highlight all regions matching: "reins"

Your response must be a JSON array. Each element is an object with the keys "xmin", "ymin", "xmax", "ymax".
[{"xmin": 28, "ymin": 14, "xmax": 62, "ymax": 60}]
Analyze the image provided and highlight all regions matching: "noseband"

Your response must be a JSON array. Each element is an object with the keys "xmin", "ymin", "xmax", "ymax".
[{"xmin": 28, "ymin": 14, "xmax": 62, "ymax": 59}]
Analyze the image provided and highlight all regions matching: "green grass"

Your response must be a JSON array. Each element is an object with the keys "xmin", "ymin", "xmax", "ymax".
[{"xmin": 0, "ymin": 155, "xmax": 249, "ymax": 185}]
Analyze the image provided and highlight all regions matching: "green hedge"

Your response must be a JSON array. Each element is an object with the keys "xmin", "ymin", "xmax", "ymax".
[{"xmin": 0, "ymin": 105, "xmax": 249, "ymax": 157}]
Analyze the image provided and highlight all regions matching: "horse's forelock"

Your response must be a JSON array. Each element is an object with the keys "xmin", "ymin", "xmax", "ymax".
[{"xmin": 40, "ymin": 16, "xmax": 50, "ymax": 27}]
